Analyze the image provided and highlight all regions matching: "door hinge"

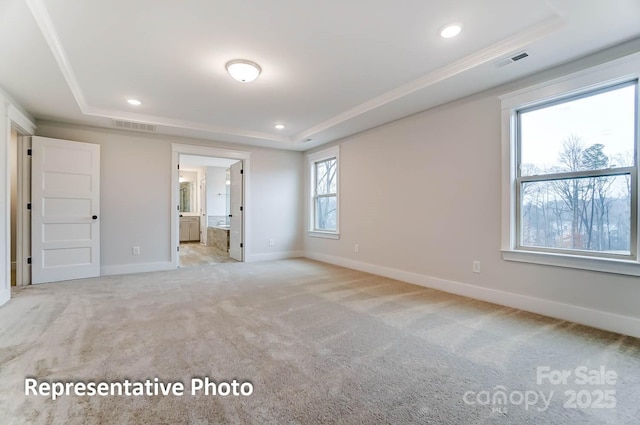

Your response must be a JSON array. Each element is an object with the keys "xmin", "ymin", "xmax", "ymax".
[
  {"xmin": 240, "ymin": 169, "xmax": 243, "ymax": 174},
  {"xmin": 177, "ymin": 164, "xmax": 180, "ymax": 170},
  {"xmin": 27, "ymin": 149, "xmax": 32, "ymax": 156},
  {"xmin": 240, "ymin": 243, "xmax": 243, "ymax": 248},
  {"xmin": 240, "ymin": 206, "xmax": 243, "ymax": 211},
  {"xmin": 177, "ymin": 205, "xmax": 180, "ymax": 211},
  {"xmin": 177, "ymin": 246, "xmax": 180, "ymax": 252},
  {"xmin": 27, "ymin": 257, "xmax": 31, "ymax": 264},
  {"xmin": 27, "ymin": 203, "xmax": 31, "ymax": 210}
]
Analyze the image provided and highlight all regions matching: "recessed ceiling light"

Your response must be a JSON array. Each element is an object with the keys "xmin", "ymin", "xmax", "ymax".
[
  {"xmin": 274, "ymin": 124, "xmax": 286, "ymax": 130},
  {"xmin": 226, "ymin": 59, "xmax": 261, "ymax": 83},
  {"xmin": 127, "ymin": 99, "xmax": 142, "ymax": 106},
  {"xmin": 440, "ymin": 24, "xmax": 462, "ymax": 39}
]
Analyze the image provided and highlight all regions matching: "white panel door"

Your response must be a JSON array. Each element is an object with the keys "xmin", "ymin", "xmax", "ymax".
[
  {"xmin": 32, "ymin": 136, "xmax": 100, "ymax": 284},
  {"xmin": 229, "ymin": 161, "xmax": 243, "ymax": 261}
]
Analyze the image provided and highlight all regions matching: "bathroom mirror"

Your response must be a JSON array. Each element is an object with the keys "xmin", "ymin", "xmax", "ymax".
[{"xmin": 179, "ymin": 181, "xmax": 195, "ymax": 213}]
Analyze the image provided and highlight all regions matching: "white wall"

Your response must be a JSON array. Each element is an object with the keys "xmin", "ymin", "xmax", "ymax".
[
  {"xmin": 206, "ymin": 167, "xmax": 228, "ymax": 217},
  {"xmin": 35, "ymin": 122, "xmax": 304, "ymax": 273},
  {"xmin": 180, "ymin": 170, "xmax": 198, "ymax": 183},
  {"xmin": 304, "ymin": 41, "xmax": 640, "ymax": 337},
  {"xmin": 246, "ymin": 146, "xmax": 305, "ymax": 261}
]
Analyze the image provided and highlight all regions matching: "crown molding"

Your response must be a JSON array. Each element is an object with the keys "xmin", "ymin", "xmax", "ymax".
[
  {"xmin": 25, "ymin": 0, "xmax": 87, "ymax": 110},
  {"xmin": 83, "ymin": 106, "xmax": 293, "ymax": 144},
  {"xmin": 293, "ymin": 16, "xmax": 564, "ymax": 143},
  {"xmin": 26, "ymin": 0, "xmax": 293, "ymax": 145},
  {"xmin": 27, "ymin": 0, "xmax": 563, "ymax": 148}
]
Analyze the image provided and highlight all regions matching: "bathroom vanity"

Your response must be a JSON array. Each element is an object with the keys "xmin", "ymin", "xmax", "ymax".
[{"xmin": 179, "ymin": 216, "xmax": 200, "ymax": 242}]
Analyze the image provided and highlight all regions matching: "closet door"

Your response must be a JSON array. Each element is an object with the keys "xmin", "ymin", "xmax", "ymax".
[{"xmin": 32, "ymin": 136, "xmax": 100, "ymax": 284}]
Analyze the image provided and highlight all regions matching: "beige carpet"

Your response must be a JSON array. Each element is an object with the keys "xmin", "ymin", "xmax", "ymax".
[{"xmin": 0, "ymin": 259, "xmax": 638, "ymax": 424}]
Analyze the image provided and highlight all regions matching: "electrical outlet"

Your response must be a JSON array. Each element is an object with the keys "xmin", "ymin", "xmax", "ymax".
[
  {"xmin": 268, "ymin": 239, "xmax": 274, "ymax": 246},
  {"xmin": 472, "ymin": 261, "xmax": 481, "ymax": 274},
  {"xmin": 354, "ymin": 244, "xmax": 359, "ymax": 253},
  {"xmin": 133, "ymin": 246, "xmax": 140, "ymax": 255}
]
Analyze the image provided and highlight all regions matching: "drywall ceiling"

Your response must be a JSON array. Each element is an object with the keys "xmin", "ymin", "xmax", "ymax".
[{"xmin": 0, "ymin": 0, "xmax": 639, "ymax": 151}]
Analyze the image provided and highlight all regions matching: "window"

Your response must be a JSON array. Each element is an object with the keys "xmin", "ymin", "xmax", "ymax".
[
  {"xmin": 308, "ymin": 146, "xmax": 339, "ymax": 238},
  {"xmin": 501, "ymin": 53, "xmax": 640, "ymax": 275},
  {"xmin": 518, "ymin": 83, "xmax": 637, "ymax": 257}
]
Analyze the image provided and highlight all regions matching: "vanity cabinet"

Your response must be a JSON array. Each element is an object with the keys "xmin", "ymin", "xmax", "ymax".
[{"xmin": 179, "ymin": 216, "xmax": 200, "ymax": 242}]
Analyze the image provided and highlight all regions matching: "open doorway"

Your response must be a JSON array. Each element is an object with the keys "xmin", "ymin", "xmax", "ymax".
[
  {"xmin": 176, "ymin": 154, "xmax": 243, "ymax": 268},
  {"xmin": 171, "ymin": 143, "xmax": 251, "ymax": 269},
  {"xmin": 9, "ymin": 128, "xmax": 18, "ymax": 286},
  {"xmin": 11, "ymin": 127, "xmax": 33, "ymax": 287},
  {"xmin": 2, "ymin": 107, "xmax": 35, "ymax": 306}
]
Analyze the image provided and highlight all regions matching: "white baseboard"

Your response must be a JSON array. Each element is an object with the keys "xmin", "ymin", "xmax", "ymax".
[
  {"xmin": 305, "ymin": 252, "xmax": 640, "ymax": 339},
  {"xmin": 100, "ymin": 251, "xmax": 304, "ymax": 275},
  {"xmin": 101, "ymin": 261, "xmax": 176, "ymax": 276},
  {"xmin": 246, "ymin": 251, "xmax": 304, "ymax": 263}
]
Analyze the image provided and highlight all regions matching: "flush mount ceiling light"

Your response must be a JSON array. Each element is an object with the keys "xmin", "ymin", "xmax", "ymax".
[
  {"xmin": 274, "ymin": 124, "xmax": 286, "ymax": 130},
  {"xmin": 127, "ymin": 98, "xmax": 142, "ymax": 106},
  {"xmin": 440, "ymin": 24, "xmax": 462, "ymax": 39},
  {"xmin": 225, "ymin": 59, "xmax": 262, "ymax": 83}
]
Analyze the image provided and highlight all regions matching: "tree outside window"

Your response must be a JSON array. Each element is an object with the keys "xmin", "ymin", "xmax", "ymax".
[
  {"xmin": 517, "ymin": 82, "xmax": 636, "ymax": 257},
  {"xmin": 314, "ymin": 158, "xmax": 337, "ymax": 231}
]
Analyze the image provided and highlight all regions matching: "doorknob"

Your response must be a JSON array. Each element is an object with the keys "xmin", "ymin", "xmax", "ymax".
[
  {"xmin": 92, "ymin": 215, "xmax": 98, "ymax": 220},
  {"xmin": 228, "ymin": 214, "xmax": 233, "ymax": 217}
]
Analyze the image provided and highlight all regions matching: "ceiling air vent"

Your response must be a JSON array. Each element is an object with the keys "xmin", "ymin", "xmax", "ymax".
[
  {"xmin": 112, "ymin": 120, "xmax": 156, "ymax": 132},
  {"xmin": 494, "ymin": 51, "xmax": 529, "ymax": 68}
]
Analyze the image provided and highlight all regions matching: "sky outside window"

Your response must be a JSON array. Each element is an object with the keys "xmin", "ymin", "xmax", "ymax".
[{"xmin": 519, "ymin": 84, "xmax": 636, "ymax": 175}]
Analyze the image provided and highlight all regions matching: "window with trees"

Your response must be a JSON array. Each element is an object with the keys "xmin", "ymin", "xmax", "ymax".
[
  {"xmin": 308, "ymin": 146, "xmax": 339, "ymax": 238},
  {"xmin": 502, "ymin": 53, "xmax": 640, "ymax": 274},
  {"xmin": 517, "ymin": 83, "xmax": 637, "ymax": 258}
]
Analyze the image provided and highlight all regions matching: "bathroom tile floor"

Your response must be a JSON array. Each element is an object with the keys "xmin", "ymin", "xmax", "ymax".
[{"xmin": 179, "ymin": 242, "xmax": 237, "ymax": 267}]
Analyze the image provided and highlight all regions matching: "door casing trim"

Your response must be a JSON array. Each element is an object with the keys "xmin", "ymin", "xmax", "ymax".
[{"xmin": 171, "ymin": 144, "xmax": 251, "ymax": 267}]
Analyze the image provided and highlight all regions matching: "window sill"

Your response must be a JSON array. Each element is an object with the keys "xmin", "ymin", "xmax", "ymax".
[
  {"xmin": 501, "ymin": 249, "xmax": 640, "ymax": 277},
  {"xmin": 308, "ymin": 231, "xmax": 340, "ymax": 240}
]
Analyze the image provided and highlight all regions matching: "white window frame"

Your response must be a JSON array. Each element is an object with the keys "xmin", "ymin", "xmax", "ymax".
[
  {"xmin": 308, "ymin": 146, "xmax": 340, "ymax": 239},
  {"xmin": 500, "ymin": 52, "xmax": 640, "ymax": 276}
]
